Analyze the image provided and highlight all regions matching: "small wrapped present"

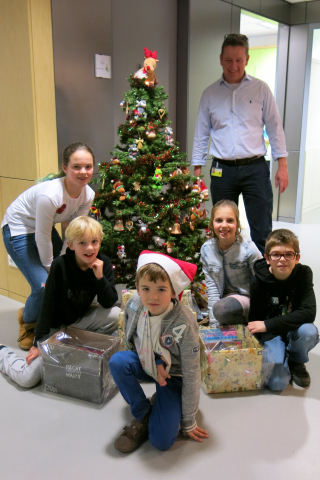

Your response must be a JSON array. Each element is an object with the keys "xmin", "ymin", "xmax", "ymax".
[{"xmin": 200, "ymin": 325, "xmax": 264, "ymax": 394}]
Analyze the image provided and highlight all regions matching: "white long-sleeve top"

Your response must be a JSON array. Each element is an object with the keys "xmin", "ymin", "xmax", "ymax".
[
  {"xmin": 192, "ymin": 73, "xmax": 288, "ymax": 164},
  {"xmin": 1, "ymin": 178, "xmax": 95, "ymax": 270}
]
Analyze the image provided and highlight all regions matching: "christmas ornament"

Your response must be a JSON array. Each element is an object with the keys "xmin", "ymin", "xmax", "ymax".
[
  {"xmin": 139, "ymin": 224, "xmax": 151, "ymax": 240},
  {"xmin": 117, "ymin": 245, "xmax": 126, "ymax": 259},
  {"xmin": 89, "ymin": 206, "xmax": 100, "ymax": 220},
  {"xmin": 125, "ymin": 220, "xmax": 134, "ymax": 231},
  {"xmin": 190, "ymin": 206, "xmax": 204, "ymax": 222},
  {"xmin": 200, "ymin": 180, "xmax": 209, "ymax": 200},
  {"xmin": 136, "ymin": 137, "xmax": 144, "ymax": 149},
  {"xmin": 134, "ymin": 48, "xmax": 159, "ymax": 87},
  {"xmin": 181, "ymin": 166, "xmax": 190, "ymax": 175},
  {"xmin": 133, "ymin": 181, "xmax": 141, "ymax": 191},
  {"xmin": 114, "ymin": 219, "xmax": 124, "ymax": 231},
  {"xmin": 152, "ymin": 167, "xmax": 162, "ymax": 190},
  {"xmin": 134, "ymin": 100, "xmax": 147, "ymax": 119},
  {"xmin": 171, "ymin": 222, "xmax": 182, "ymax": 234},
  {"xmin": 191, "ymin": 182, "xmax": 201, "ymax": 194},
  {"xmin": 113, "ymin": 180, "xmax": 126, "ymax": 201},
  {"xmin": 128, "ymin": 144, "xmax": 138, "ymax": 159},
  {"xmin": 158, "ymin": 108, "xmax": 165, "ymax": 119},
  {"xmin": 165, "ymin": 241, "xmax": 175, "ymax": 254},
  {"xmin": 112, "ymin": 157, "xmax": 120, "ymax": 165},
  {"xmin": 147, "ymin": 125, "xmax": 156, "ymax": 139},
  {"xmin": 165, "ymin": 126, "xmax": 174, "ymax": 146},
  {"xmin": 172, "ymin": 168, "xmax": 182, "ymax": 176}
]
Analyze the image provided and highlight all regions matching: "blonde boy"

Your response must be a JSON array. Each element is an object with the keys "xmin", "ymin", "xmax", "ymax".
[
  {"xmin": 248, "ymin": 229, "xmax": 319, "ymax": 390},
  {"xmin": 109, "ymin": 251, "xmax": 209, "ymax": 453},
  {"xmin": 0, "ymin": 216, "xmax": 119, "ymax": 388}
]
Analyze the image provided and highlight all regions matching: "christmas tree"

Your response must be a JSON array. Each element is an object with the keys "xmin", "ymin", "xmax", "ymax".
[{"xmin": 92, "ymin": 49, "xmax": 209, "ymax": 288}]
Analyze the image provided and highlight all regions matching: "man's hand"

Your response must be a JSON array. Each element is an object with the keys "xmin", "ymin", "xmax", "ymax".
[
  {"xmin": 275, "ymin": 157, "xmax": 289, "ymax": 194},
  {"xmin": 157, "ymin": 363, "xmax": 171, "ymax": 386},
  {"xmin": 187, "ymin": 425, "xmax": 209, "ymax": 443},
  {"xmin": 193, "ymin": 166, "xmax": 202, "ymax": 177},
  {"xmin": 89, "ymin": 258, "xmax": 104, "ymax": 280},
  {"xmin": 26, "ymin": 346, "xmax": 40, "ymax": 365},
  {"xmin": 247, "ymin": 321, "xmax": 266, "ymax": 334}
]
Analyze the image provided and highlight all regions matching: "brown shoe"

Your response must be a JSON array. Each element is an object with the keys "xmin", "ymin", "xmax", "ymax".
[
  {"xmin": 17, "ymin": 308, "xmax": 36, "ymax": 350},
  {"xmin": 114, "ymin": 418, "xmax": 149, "ymax": 453}
]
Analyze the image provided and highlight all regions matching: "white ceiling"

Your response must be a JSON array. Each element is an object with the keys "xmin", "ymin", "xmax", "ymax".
[
  {"xmin": 285, "ymin": 0, "xmax": 315, "ymax": 3},
  {"xmin": 240, "ymin": 13, "xmax": 278, "ymax": 37}
]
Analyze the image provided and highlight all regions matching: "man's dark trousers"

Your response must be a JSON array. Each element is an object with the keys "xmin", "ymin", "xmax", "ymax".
[{"xmin": 210, "ymin": 156, "xmax": 273, "ymax": 254}]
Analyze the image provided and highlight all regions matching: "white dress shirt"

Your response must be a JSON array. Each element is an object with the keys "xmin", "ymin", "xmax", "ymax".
[{"xmin": 192, "ymin": 73, "xmax": 288, "ymax": 165}]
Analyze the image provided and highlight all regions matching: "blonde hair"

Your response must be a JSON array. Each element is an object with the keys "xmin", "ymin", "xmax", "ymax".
[
  {"xmin": 136, "ymin": 263, "xmax": 174, "ymax": 291},
  {"xmin": 265, "ymin": 229, "xmax": 300, "ymax": 256},
  {"xmin": 65, "ymin": 216, "xmax": 103, "ymax": 245},
  {"xmin": 208, "ymin": 199, "xmax": 242, "ymax": 239}
]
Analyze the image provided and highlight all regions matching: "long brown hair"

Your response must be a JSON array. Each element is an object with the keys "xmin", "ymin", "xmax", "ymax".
[{"xmin": 208, "ymin": 199, "xmax": 242, "ymax": 239}]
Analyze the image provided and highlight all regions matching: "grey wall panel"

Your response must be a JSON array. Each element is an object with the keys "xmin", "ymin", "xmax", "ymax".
[
  {"xmin": 112, "ymin": 0, "xmax": 178, "ymax": 148},
  {"xmin": 271, "ymin": 23, "xmax": 289, "ymax": 220},
  {"xmin": 283, "ymin": 24, "xmax": 309, "ymax": 152},
  {"xmin": 188, "ymin": 0, "xmax": 233, "ymax": 160},
  {"xmin": 277, "ymin": 151, "xmax": 300, "ymax": 220},
  {"xmin": 51, "ymin": 0, "xmax": 113, "ymax": 171},
  {"xmin": 260, "ymin": 0, "xmax": 290, "ymax": 24},
  {"xmin": 306, "ymin": 1, "xmax": 320, "ymax": 24},
  {"xmin": 231, "ymin": 5, "xmax": 241, "ymax": 33},
  {"xmin": 232, "ymin": 0, "xmax": 260, "ymax": 13},
  {"xmin": 290, "ymin": 3, "xmax": 307, "ymax": 26},
  {"xmin": 176, "ymin": 0, "xmax": 189, "ymax": 152}
]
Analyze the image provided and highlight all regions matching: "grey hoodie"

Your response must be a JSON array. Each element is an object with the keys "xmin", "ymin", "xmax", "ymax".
[{"xmin": 124, "ymin": 292, "xmax": 200, "ymax": 433}]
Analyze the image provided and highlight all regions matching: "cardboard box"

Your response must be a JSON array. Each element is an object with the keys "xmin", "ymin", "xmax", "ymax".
[
  {"xmin": 200, "ymin": 325, "xmax": 263, "ymax": 393},
  {"xmin": 39, "ymin": 327, "xmax": 121, "ymax": 404}
]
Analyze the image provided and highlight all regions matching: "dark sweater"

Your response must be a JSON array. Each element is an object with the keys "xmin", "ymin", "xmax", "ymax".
[
  {"xmin": 34, "ymin": 248, "xmax": 118, "ymax": 345},
  {"xmin": 249, "ymin": 258, "xmax": 316, "ymax": 343}
]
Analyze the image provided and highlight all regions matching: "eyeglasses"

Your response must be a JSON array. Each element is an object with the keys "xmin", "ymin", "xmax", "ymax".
[
  {"xmin": 224, "ymin": 33, "xmax": 248, "ymax": 41},
  {"xmin": 269, "ymin": 252, "xmax": 297, "ymax": 261}
]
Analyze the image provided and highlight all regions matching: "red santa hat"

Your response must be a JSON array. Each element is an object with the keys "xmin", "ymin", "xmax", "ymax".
[{"xmin": 137, "ymin": 250, "xmax": 197, "ymax": 300}]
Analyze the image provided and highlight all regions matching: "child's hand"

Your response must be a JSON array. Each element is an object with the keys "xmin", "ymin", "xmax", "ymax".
[
  {"xmin": 26, "ymin": 346, "xmax": 40, "ymax": 365},
  {"xmin": 187, "ymin": 425, "xmax": 209, "ymax": 443},
  {"xmin": 89, "ymin": 258, "xmax": 104, "ymax": 280},
  {"xmin": 157, "ymin": 363, "xmax": 171, "ymax": 386},
  {"xmin": 247, "ymin": 321, "xmax": 266, "ymax": 334}
]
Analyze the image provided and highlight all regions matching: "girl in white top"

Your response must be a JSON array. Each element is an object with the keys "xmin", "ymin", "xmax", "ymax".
[{"xmin": 1, "ymin": 142, "xmax": 95, "ymax": 349}]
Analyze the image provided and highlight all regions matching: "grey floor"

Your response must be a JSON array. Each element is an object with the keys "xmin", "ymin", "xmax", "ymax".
[{"xmin": 1, "ymin": 221, "xmax": 320, "ymax": 480}]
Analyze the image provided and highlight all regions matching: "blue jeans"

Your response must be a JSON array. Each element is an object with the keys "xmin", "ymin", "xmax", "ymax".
[
  {"xmin": 109, "ymin": 351, "xmax": 182, "ymax": 451},
  {"xmin": 2, "ymin": 224, "xmax": 62, "ymax": 323},
  {"xmin": 262, "ymin": 323, "xmax": 319, "ymax": 391},
  {"xmin": 210, "ymin": 157, "xmax": 273, "ymax": 254}
]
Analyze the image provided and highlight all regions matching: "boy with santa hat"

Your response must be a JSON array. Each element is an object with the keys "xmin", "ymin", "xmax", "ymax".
[{"xmin": 109, "ymin": 251, "xmax": 209, "ymax": 453}]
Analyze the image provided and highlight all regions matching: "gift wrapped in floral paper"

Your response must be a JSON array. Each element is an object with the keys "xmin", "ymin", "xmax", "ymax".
[{"xmin": 200, "ymin": 325, "xmax": 263, "ymax": 393}]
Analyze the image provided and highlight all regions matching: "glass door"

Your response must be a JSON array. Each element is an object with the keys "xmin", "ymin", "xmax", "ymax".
[{"xmin": 299, "ymin": 26, "xmax": 320, "ymax": 224}]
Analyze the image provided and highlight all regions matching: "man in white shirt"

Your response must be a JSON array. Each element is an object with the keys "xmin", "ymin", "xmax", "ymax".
[{"xmin": 192, "ymin": 34, "xmax": 288, "ymax": 253}]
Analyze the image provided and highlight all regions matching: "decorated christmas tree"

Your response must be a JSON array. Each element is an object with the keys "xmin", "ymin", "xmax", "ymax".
[{"xmin": 92, "ymin": 48, "xmax": 209, "ymax": 288}]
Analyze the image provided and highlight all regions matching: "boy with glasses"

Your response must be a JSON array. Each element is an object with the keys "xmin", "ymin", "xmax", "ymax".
[{"xmin": 248, "ymin": 229, "xmax": 318, "ymax": 390}]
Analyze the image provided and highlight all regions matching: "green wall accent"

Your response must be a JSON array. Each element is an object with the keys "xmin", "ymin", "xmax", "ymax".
[{"xmin": 246, "ymin": 48, "xmax": 277, "ymax": 94}]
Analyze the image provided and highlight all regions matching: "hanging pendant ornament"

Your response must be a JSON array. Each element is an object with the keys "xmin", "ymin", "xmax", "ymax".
[
  {"xmin": 158, "ymin": 108, "xmax": 165, "ymax": 119},
  {"xmin": 126, "ymin": 103, "xmax": 129, "ymax": 114},
  {"xmin": 89, "ymin": 206, "xmax": 100, "ymax": 221},
  {"xmin": 136, "ymin": 136, "xmax": 144, "ymax": 149},
  {"xmin": 133, "ymin": 181, "xmax": 141, "ymax": 191},
  {"xmin": 152, "ymin": 166, "xmax": 162, "ymax": 190},
  {"xmin": 171, "ymin": 222, "xmax": 182, "ymax": 234},
  {"xmin": 125, "ymin": 220, "xmax": 134, "ymax": 231},
  {"xmin": 101, "ymin": 178, "xmax": 105, "ymax": 190},
  {"xmin": 117, "ymin": 245, "xmax": 126, "ymax": 259},
  {"xmin": 139, "ymin": 224, "xmax": 151, "ymax": 241},
  {"xmin": 165, "ymin": 241, "xmax": 175, "ymax": 254},
  {"xmin": 147, "ymin": 125, "xmax": 156, "ymax": 139},
  {"xmin": 114, "ymin": 219, "xmax": 124, "ymax": 231}
]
